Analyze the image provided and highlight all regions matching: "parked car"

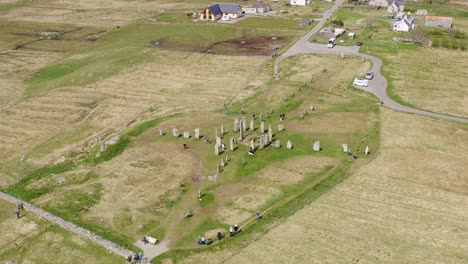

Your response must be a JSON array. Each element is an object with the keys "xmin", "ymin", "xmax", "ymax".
[
  {"xmin": 327, "ymin": 38, "xmax": 336, "ymax": 48},
  {"xmin": 353, "ymin": 78, "xmax": 368, "ymax": 87},
  {"xmin": 356, "ymin": 41, "xmax": 363, "ymax": 46},
  {"xmin": 366, "ymin": 70, "xmax": 374, "ymax": 80},
  {"xmin": 221, "ymin": 16, "xmax": 230, "ymax": 21}
]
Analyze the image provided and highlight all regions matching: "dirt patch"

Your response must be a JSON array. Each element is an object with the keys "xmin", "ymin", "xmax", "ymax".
[{"xmin": 152, "ymin": 36, "xmax": 286, "ymax": 56}]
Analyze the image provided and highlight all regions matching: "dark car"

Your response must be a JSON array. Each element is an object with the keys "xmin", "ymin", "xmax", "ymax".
[{"xmin": 356, "ymin": 42, "xmax": 363, "ymax": 46}]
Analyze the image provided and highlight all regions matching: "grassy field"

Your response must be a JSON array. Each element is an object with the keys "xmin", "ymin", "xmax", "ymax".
[
  {"xmin": 0, "ymin": 200, "xmax": 122, "ymax": 263},
  {"xmin": 307, "ymin": 2, "xmax": 468, "ymax": 117},
  {"xmin": 4, "ymin": 54, "xmax": 380, "ymax": 258},
  {"xmin": 162, "ymin": 108, "xmax": 468, "ymax": 264}
]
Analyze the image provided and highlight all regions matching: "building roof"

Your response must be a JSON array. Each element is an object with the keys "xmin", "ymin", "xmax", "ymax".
[
  {"xmin": 252, "ymin": 1, "xmax": 271, "ymax": 9},
  {"xmin": 425, "ymin": 16, "xmax": 453, "ymax": 23},
  {"xmin": 207, "ymin": 4, "xmax": 222, "ymax": 15},
  {"xmin": 213, "ymin": 3, "xmax": 241, "ymax": 14}
]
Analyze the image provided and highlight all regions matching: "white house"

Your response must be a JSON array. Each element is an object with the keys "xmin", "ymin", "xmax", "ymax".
[
  {"xmin": 200, "ymin": 3, "xmax": 242, "ymax": 21},
  {"xmin": 369, "ymin": 0, "xmax": 405, "ymax": 13},
  {"xmin": 242, "ymin": 1, "xmax": 272, "ymax": 14},
  {"xmin": 393, "ymin": 13, "xmax": 415, "ymax": 32},
  {"xmin": 290, "ymin": 0, "xmax": 310, "ymax": 6}
]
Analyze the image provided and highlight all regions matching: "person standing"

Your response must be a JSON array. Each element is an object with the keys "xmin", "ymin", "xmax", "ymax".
[{"xmin": 15, "ymin": 209, "xmax": 20, "ymax": 219}]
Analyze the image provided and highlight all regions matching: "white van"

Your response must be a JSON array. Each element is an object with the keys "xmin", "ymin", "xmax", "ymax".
[
  {"xmin": 353, "ymin": 78, "xmax": 368, "ymax": 87},
  {"xmin": 327, "ymin": 38, "xmax": 336, "ymax": 48}
]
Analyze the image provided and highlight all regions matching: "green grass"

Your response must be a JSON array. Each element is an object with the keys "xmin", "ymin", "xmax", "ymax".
[
  {"xmin": 177, "ymin": 219, "xmax": 229, "ymax": 247},
  {"xmin": 5, "ymin": 161, "xmax": 76, "ymax": 201},
  {"xmin": 152, "ymin": 161, "xmax": 356, "ymax": 263},
  {"xmin": 28, "ymin": 122, "xmax": 94, "ymax": 159},
  {"xmin": 199, "ymin": 192, "xmax": 215, "ymax": 207},
  {"xmin": 0, "ymin": 0, "xmax": 35, "ymax": 15},
  {"xmin": 234, "ymin": 17, "xmax": 305, "ymax": 31},
  {"xmin": 26, "ymin": 23, "xmax": 243, "ymax": 97},
  {"xmin": 44, "ymin": 183, "xmax": 103, "ymax": 218}
]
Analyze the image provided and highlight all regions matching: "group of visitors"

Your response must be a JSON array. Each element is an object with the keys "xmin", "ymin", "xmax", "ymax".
[{"xmin": 127, "ymin": 252, "xmax": 143, "ymax": 264}]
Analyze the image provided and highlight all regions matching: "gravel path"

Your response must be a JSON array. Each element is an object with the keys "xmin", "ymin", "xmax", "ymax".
[
  {"xmin": 0, "ymin": 191, "xmax": 134, "ymax": 259},
  {"xmin": 274, "ymin": 0, "xmax": 468, "ymax": 124}
]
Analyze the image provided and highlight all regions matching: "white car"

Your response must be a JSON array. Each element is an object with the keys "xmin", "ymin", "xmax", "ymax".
[
  {"xmin": 353, "ymin": 78, "xmax": 368, "ymax": 87},
  {"xmin": 221, "ymin": 16, "xmax": 230, "ymax": 21}
]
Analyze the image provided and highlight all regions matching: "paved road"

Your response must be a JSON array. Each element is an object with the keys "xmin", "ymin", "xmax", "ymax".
[
  {"xmin": 274, "ymin": 0, "xmax": 468, "ymax": 124},
  {"xmin": 0, "ymin": 191, "xmax": 134, "ymax": 259}
]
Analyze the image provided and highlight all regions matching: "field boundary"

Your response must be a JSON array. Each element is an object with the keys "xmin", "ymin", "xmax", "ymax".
[{"xmin": 0, "ymin": 191, "xmax": 133, "ymax": 258}]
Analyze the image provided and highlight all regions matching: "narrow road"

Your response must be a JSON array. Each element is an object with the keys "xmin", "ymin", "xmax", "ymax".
[
  {"xmin": 0, "ymin": 191, "xmax": 134, "ymax": 259},
  {"xmin": 274, "ymin": 0, "xmax": 468, "ymax": 124}
]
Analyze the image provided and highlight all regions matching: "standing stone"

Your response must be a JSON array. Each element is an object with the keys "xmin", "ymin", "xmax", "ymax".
[
  {"xmin": 286, "ymin": 140, "xmax": 292, "ymax": 149},
  {"xmin": 260, "ymin": 122, "xmax": 265, "ymax": 134},
  {"xmin": 225, "ymin": 155, "xmax": 229, "ymax": 163},
  {"xmin": 278, "ymin": 124, "xmax": 284, "ymax": 132},
  {"xmin": 263, "ymin": 134, "xmax": 268, "ymax": 146},
  {"xmin": 250, "ymin": 118, "xmax": 254, "ymax": 131},
  {"xmin": 172, "ymin": 128, "xmax": 179, "ymax": 137},
  {"xmin": 217, "ymin": 163, "xmax": 221, "ymax": 173},
  {"xmin": 268, "ymin": 125, "xmax": 272, "ymax": 142},
  {"xmin": 313, "ymin": 141, "xmax": 320, "ymax": 152},
  {"xmin": 221, "ymin": 123, "xmax": 225, "ymax": 135},
  {"xmin": 215, "ymin": 143, "xmax": 219, "ymax": 156},
  {"xmin": 183, "ymin": 131, "xmax": 190, "ymax": 138},
  {"xmin": 239, "ymin": 120, "xmax": 244, "ymax": 139},
  {"xmin": 259, "ymin": 113, "xmax": 263, "ymax": 123},
  {"xmin": 159, "ymin": 128, "xmax": 164, "ymax": 136},
  {"xmin": 259, "ymin": 135, "xmax": 265, "ymax": 149},
  {"xmin": 242, "ymin": 117, "xmax": 247, "ymax": 132},
  {"xmin": 342, "ymin": 144, "xmax": 348, "ymax": 153},
  {"xmin": 221, "ymin": 158, "xmax": 225, "ymax": 167},
  {"xmin": 250, "ymin": 139, "xmax": 255, "ymax": 150},
  {"xmin": 216, "ymin": 136, "xmax": 222, "ymax": 146},
  {"xmin": 310, "ymin": 105, "xmax": 315, "ymax": 111},
  {"xmin": 365, "ymin": 146, "xmax": 369, "ymax": 155},
  {"xmin": 230, "ymin": 138, "xmax": 235, "ymax": 151},
  {"xmin": 195, "ymin": 129, "xmax": 200, "ymax": 139},
  {"xmin": 234, "ymin": 118, "xmax": 239, "ymax": 132},
  {"xmin": 274, "ymin": 140, "xmax": 280, "ymax": 148}
]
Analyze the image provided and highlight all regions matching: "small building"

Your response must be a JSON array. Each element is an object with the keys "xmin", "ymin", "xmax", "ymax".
[
  {"xmin": 298, "ymin": 19, "xmax": 312, "ymax": 26},
  {"xmin": 200, "ymin": 3, "xmax": 242, "ymax": 21},
  {"xmin": 393, "ymin": 13, "xmax": 415, "ymax": 32},
  {"xmin": 242, "ymin": 1, "xmax": 272, "ymax": 14},
  {"xmin": 416, "ymin": 9, "xmax": 427, "ymax": 16},
  {"xmin": 320, "ymin": 27, "xmax": 346, "ymax": 39},
  {"xmin": 290, "ymin": 0, "xmax": 310, "ymax": 6},
  {"xmin": 425, "ymin": 16, "xmax": 453, "ymax": 29},
  {"xmin": 369, "ymin": 0, "xmax": 405, "ymax": 13},
  {"xmin": 348, "ymin": 32, "xmax": 356, "ymax": 39}
]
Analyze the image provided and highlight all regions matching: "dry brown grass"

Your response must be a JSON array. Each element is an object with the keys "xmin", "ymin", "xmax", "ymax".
[
  {"xmin": 0, "ymin": 200, "xmax": 121, "ymax": 263},
  {"xmin": 184, "ymin": 109, "xmax": 468, "ymax": 264},
  {"xmin": 385, "ymin": 47, "xmax": 468, "ymax": 118},
  {"xmin": 0, "ymin": 49, "xmax": 60, "ymax": 107},
  {"xmin": 0, "ymin": 50, "xmax": 265, "ymax": 173},
  {"xmin": 213, "ymin": 156, "xmax": 336, "ymax": 225},
  {"xmin": 0, "ymin": 0, "xmax": 209, "ymax": 27}
]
